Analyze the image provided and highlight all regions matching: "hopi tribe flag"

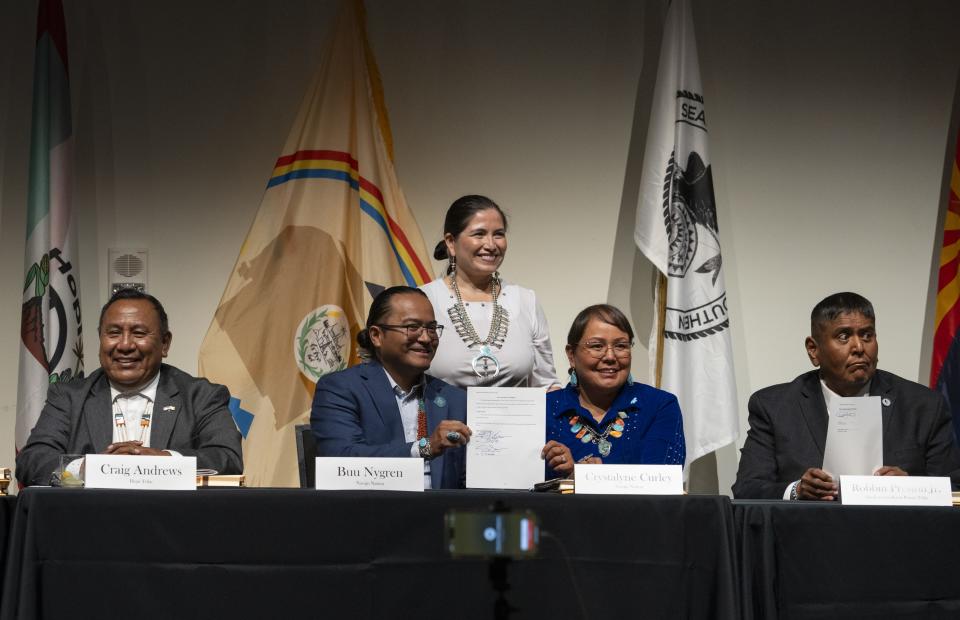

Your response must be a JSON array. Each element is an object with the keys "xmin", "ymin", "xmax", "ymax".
[
  {"xmin": 198, "ymin": 0, "xmax": 433, "ymax": 486},
  {"xmin": 17, "ymin": 0, "xmax": 85, "ymax": 460},
  {"xmin": 634, "ymin": 0, "xmax": 738, "ymax": 468},
  {"xmin": 930, "ymin": 123, "xmax": 960, "ymax": 442}
]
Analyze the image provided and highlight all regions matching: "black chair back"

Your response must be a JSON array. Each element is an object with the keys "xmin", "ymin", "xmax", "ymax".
[{"xmin": 294, "ymin": 424, "xmax": 317, "ymax": 488}]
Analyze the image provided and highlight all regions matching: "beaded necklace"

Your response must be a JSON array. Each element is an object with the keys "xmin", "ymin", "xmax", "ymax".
[{"xmin": 568, "ymin": 411, "xmax": 628, "ymax": 457}]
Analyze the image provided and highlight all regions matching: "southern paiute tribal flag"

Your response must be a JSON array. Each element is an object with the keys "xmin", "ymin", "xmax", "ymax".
[
  {"xmin": 198, "ymin": 0, "xmax": 433, "ymax": 486},
  {"xmin": 634, "ymin": 0, "xmax": 738, "ymax": 468},
  {"xmin": 17, "ymin": 0, "xmax": 85, "ymax": 466},
  {"xmin": 930, "ymin": 124, "xmax": 960, "ymax": 442}
]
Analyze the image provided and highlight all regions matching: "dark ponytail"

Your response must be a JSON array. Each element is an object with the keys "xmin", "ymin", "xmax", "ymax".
[
  {"xmin": 357, "ymin": 286, "xmax": 430, "ymax": 360},
  {"xmin": 434, "ymin": 195, "xmax": 507, "ymax": 275}
]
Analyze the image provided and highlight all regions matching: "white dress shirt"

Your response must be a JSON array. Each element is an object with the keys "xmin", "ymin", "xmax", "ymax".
[
  {"xmin": 420, "ymin": 279, "xmax": 560, "ymax": 388},
  {"xmin": 383, "ymin": 368, "xmax": 431, "ymax": 489},
  {"xmin": 65, "ymin": 372, "xmax": 176, "ymax": 479},
  {"xmin": 109, "ymin": 372, "xmax": 161, "ymax": 445}
]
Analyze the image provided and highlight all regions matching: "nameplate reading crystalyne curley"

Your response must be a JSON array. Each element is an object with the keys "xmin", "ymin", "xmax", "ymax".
[
  {"xmin": 574, "ymin": 464, "xmax": 683, "ymax": 495},
  {"xmin": 839, "ymin": 475, "xmax": 952, "ymax": 506},
  {"xmin": 84, "ymin": 455, "xmax": 197, "ymax": 490},
  {"xmin": 315, "ymin": 457, "xmax": 425, "ymax": 492}
]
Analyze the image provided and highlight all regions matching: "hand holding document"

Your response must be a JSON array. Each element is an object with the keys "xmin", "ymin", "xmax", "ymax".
[
  {"xmin": 466, "ymin": 387, "xmax": 546, "ymax": 489},
  {"xmin": 822, "ymin": 396, "xmax": 883, "ymax": 477}
]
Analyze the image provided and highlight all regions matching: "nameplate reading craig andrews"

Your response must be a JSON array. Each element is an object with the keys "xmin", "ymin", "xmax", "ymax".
[
  {"xmin": 315, "ymin": 457, "xmax": 425, "ymax": 492},
  {"xmin": 574, "ymin": 464, "xmax": 683, "ymax": 495},
  {"xmin": 84, "ymin": 455, "xmax": 197, "ymax": 490},
  {"xmin": 839, "ymin": 475, "xmax": 952, "ymax": 506}
]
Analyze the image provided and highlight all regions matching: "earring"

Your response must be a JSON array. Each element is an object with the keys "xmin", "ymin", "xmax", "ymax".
[
  {"xmin": 448, "ymin": 255, "xmax": 457, "ymax": 277},
  {"xmin": 569, "ymin": 369, "xmax": 578, "ymax": 387},
  {"xmin": 627, "ymin": 373, "xmax": 635, "ymax": 386}
]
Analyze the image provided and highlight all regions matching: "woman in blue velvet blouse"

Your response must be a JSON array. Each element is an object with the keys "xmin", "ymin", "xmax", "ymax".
[{"xmin": 540, "ymin": 304, "xmax": 686, "ymax": 478}]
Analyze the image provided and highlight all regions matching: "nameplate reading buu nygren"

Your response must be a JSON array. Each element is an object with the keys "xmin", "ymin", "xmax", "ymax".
[
  {"xmin": 315, "ymin": 457, "xmax": 424, "ymax": 492},
  {"xmin": 84, "ymin": 455, "xmax": 197, "ymax": 490}
]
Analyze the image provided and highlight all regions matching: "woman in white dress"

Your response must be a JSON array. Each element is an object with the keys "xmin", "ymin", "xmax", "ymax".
[{"xmin": 420, "ymin": 195, "xmax": 560, "ymax": 388}]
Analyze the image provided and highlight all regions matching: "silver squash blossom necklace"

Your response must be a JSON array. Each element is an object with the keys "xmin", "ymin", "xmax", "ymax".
[{"xmin": 448, "ymin": 273, "xmax": 510, "ymax": 380}]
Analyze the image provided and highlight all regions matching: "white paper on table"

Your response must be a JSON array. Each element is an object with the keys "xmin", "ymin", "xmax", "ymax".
[
  {"xmin": 466, "ymin": 387, "xmax": 546, "ymax": 489},
  {"xmin": 822, "ymin": 396, "xmax": 883, "ymax": 477}
]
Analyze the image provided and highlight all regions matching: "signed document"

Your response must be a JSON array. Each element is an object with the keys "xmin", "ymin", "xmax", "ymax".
[
  {"xmin": 822, "ymin": 396, "xmax": 883, "ymax": 477},
  {"xmin": 466, "ymin": 387, "xmax": 546, "ymax": 489}
]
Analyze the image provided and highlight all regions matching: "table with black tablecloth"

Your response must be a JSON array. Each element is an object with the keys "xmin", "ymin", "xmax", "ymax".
[
  {"xmin": 734, "ymin": 500, "xmax": 960, "ymax": 619},
  {"xmin": 0, "ymin": 496, "xmax": 16, "ymax": 615},
  {"xmin": 0, "ymin": 489, "xmax": 739, "ymax": 620}
]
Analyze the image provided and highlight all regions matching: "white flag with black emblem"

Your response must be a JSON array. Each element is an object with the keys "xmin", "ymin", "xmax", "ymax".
[{"xmin": 634, "ymin": 0, "xmax": 738, "ymax": 469}]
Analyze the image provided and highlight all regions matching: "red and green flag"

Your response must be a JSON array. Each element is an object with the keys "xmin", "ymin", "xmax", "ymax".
[{"xmin": 16, "ymin": 0, "xmax": 85, "ymax": 462}]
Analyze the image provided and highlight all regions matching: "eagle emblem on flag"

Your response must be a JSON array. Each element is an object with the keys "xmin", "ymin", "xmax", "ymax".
[{"xmin": 663, "ymin": 150, "xmax": 722, "ymax": 285}]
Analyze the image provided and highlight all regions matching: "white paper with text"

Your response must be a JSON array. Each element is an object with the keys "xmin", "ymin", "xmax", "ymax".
[
  {"xmin": 466, "ymin": 387, "xmax": 546, "ymax": 489},
  {"xmin": 822, "ymin": 396, "xmax": 883, "ymax": 477}
]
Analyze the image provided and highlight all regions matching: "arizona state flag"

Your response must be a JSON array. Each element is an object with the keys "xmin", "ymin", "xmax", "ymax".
[
  {"xmin": 17, "ymin": 0, "xmax": 85, "ymax": 462},
  {"xmin": 634, "ymin": 0, "xmax": 738, "ymax": 469},
  {"xmin": 198, "ymin": 0, "xmax": 432, "ymax": 487},
  {"xmin": 930, "ymin": 125, "xmax": 960, "ymax": 442}
]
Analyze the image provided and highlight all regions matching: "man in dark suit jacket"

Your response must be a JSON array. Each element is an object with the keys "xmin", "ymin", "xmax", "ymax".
[
  {"xmin": 733, "ymin": 292, "xmax": 960, "ymax": 500},
  {"xmin": 16, "ymin": 290, "xmax": 243, "ymax": 487},
  {"xmin": 311, "ymin": 286, "xmax": 470, "ymax": 489}
]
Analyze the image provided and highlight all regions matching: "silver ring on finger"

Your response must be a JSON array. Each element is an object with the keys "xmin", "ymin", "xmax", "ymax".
[{"xmin": 446, "ymin": 431, "xmax": 461, "ymax": 443}]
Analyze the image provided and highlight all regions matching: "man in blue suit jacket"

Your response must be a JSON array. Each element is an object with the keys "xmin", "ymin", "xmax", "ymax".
[{"xmin": 311, "ymin": 286, "xmax": 470, "ymax": 489}]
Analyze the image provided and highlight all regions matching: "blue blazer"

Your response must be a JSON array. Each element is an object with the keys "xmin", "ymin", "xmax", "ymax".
[{"xmin": 310, "ymin": 361, "xmax": 467, "ymax": 489}]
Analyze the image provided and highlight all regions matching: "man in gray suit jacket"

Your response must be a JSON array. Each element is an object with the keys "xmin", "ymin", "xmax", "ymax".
[
  {"xmin": 16, "ymin": 290, "xmax": 242, "ymax": 486},
  {"xmin": 733, "ymin": 292, "xmax": 960, "ymax": 500}
]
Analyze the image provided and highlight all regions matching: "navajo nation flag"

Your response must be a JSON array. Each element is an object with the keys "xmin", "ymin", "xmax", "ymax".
[
  {"xmin": 931, "ymin": 126, "xmax": 960, "ymax": 443},
  {"xmin": 198, "ymin": 0, "xmax": 432, "ymax": 486},
  {"xmin": 17, "ymin": 0, "xmax": 84, "ymax": 461}
]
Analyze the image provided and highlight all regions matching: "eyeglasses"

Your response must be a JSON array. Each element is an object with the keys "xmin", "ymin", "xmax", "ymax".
[
  {"xmin": 579, "ymin": 340, "xmax": 633, "ymax": 359},
  {"xmin": 376, "ymin": 323, "xmax": 444, "ymax": 339}
]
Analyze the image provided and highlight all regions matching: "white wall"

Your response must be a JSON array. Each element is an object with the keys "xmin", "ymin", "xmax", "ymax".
[{"xmin": 2, "ymin": 0, "xmax": 958, "ymax": 494}]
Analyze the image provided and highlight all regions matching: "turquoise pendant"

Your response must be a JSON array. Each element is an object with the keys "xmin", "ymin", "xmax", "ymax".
[
  {"xmin": 598, "ymin": 439, "xmax": 612, "ymax": 457},
  {"xmin": 471, "ymin": 345, "xmax": 501, "ymax": 379},
  {"xmin": 612, "ymin": 423, "xmax": 624, "ymax": 432},
  {"xmin": 571, "ymin": 422, "xmax": 583, "ymax": 433},
  {"xmin": 580, "ymin": 434, "xmax": 593, "ymax": 444}
]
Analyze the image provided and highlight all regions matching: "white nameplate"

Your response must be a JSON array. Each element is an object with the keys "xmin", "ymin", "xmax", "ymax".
[
  {"xmin": 840, "ymin": 475, "xmax": 952, "ymax": 506},
  {"xmin": 574, "ymin": 464, "xmax": 683, "ymax": 495},
  {"xmin": 315, "ymin": 457, "xmax": 424, "ymax": 492},
  {"xmin": 84, "ymin": 455, "xmax": 197, "ymax": 490}
]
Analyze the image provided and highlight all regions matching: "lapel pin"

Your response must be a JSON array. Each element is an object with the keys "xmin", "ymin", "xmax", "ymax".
[
  {"xmin": 630, "ymin": 397, "xmax": 638, "ymax": 405},
  {"xmin": 433, "ymin": 395, "xmax": 447, "ymax": 408},
  {"xmin": 163, "ymin": 405, "xmax": 176, "ymax": 412},
  {"xmin": 882, "ymin": 398, "xmax": 891, "ymax": 407}
]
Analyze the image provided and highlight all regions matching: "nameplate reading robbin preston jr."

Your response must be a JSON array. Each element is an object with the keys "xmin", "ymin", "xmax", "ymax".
[
  {"xmin": 839, "ymin": 475, "xmax": 952, "ymax": 506},
  {"xmin": 315, "ymin": 457, "xmax": 425, "ymax": 492},
  {"xmin": 84, "ymin": 454, "xmax": 197, "ymax": 490},
  {"xmin": 574, "ymin": 464, "xmax": 683, "ymax": 495}
]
